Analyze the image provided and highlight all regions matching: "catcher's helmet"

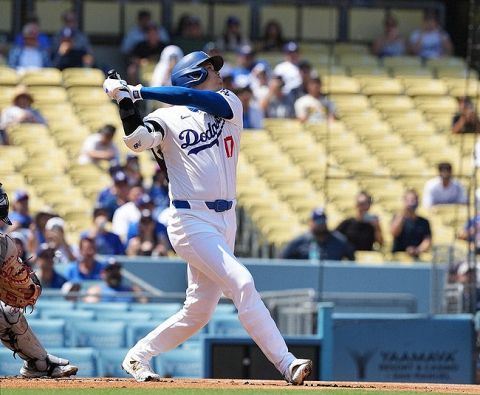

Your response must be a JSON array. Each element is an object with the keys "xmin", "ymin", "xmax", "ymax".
[
  {"xmin": 0, "ymin": 184, "xmax": 11, "ymax": 226},
  {"xmin": 171, "ymin": 51, "xmax": 223, "ymax": 88}
]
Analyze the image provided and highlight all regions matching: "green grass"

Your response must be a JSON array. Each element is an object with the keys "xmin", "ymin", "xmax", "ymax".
[{"xmin": 0, "ymin": 389, "xmax": 457, "ymax": 395}]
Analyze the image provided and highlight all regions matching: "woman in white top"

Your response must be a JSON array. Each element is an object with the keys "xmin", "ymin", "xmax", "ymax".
[{"xmin": 151, "ymin": 45, "xmax": 184, "ymax": 87}]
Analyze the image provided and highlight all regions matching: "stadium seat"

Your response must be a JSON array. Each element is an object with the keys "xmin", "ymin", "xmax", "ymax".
[
  {"xmin": 48, "ymin": 347, "xmax": 100, "ymax": 377},
  {"xmin": 322, "ymin": 76, "xmax": 360, "ymax": 94},
  {"xmin": 41, "ymin": 309, "xmax": 96, "ymax": 321},
  {"xmin": 28, "ymin": 319, "xmax": 66, "ymax": 348},
  {"xmin": 208, "ymin": 315, "xmax": 248, "ymax": 336},
  {"xmin": 126, "ymin": 322, "xmax": 158, "ymax": 347},
  {"xmin": 35, "ymin": 299, "xmax": 76, "ymax": 312},
  {"xmin": 154, "ymin": 347, "xmax": 202, "ymax": 378},
  {"xmin": 0, "ymin": 66, "xmax": 18, "ymax": 85},
  {"xmin": 21, "ymin": 68, "xmax": 63, "ymax": 86},
  {"xmin": 404, "ymin": 79, "xmax": 448, "ymax": 96},
  {"xmin": 0, "ymin": 348, "xmax": 22, "ymax": 376},
  {"xmin": 98, "ymin": 348, "xmax": 131, "ymax": 378},
  {"xmin": 130, "ymin": 302, "xmax": 183, "ymax": 316},
  {"xmin": 100, "ymin": 311, "xmax": 153, "ymax": 322},
  {"xmin": 383, "ymin": 56, "xmax": 422, "ymax": 68},
  {"xmin": 391, "ymin": 66, "xmax": 433, "ymax": 78},
  {"xmin": 360, "ymin": 78, "xmax": 404, "ymax": 95},
  {"xmin": 76, "ymin": 302, "xmax": 130, "ymax": 313},
  {"xmin": 71, "ymin": 321, "xmax": 126, "ymax": 348},
  {"xmin": 62, "ymin": 68, "xmax": 105, "ymax": 88}
]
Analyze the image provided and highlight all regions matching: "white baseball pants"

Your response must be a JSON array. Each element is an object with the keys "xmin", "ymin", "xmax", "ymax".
[{"xmin": 128, "ymin": 205, "xmax": 295, "ymax": 375}]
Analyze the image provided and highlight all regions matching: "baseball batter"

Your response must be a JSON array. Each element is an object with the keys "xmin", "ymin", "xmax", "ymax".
[
  {"xmin": 103, "ymin": 51, "xmax": 312, "ymax": 385},
  {"xmin": 0, "ymin": 184, "xmax": 78, "ymax": 378}
]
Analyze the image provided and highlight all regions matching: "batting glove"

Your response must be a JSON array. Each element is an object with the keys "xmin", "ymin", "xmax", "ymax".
[
  {"xmin": 128, "ymin": 84, "xmax": 143, "ymax": 103},
  {"xmin": 103, "ymin": 78, "xmax": 131, "ymax": 103}
]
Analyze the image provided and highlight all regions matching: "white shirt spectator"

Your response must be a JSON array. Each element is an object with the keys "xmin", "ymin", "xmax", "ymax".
[
  {"xmin": 422, "ymin": 176, "xmax": 467, "ymax": 207},
  {"xmin": 273, "ymin": 61, "xmax": 301, "ymax": 95},
  {"xmin": 111, "ymin": 202, "xmax": 141, "ymax": 243},
  {"xmin": 151, "ymin": 45, "xmax": 184, "ymax": 87},
  {"xmin": 294, "ymin": 95, "xmax": 336, "ymax": 123},
  {"xmin": 78, "ymin": 132, "xmax": 120, "ymax": 165}
]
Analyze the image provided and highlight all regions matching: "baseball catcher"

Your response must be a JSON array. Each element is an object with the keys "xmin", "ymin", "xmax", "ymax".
[{"xmin": 0, "ymin": 183, "xmax": 78, "ymax": 378}]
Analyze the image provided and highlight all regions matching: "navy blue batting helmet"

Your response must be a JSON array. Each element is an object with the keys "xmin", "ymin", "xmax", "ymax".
[{"xmin": 171, "ymin": 51, "xmax": 223, "ymax": 88}]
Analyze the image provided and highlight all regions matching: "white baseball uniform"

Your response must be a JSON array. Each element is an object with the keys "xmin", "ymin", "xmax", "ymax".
[{"xmin": 123, "ymin": 89, "xmax": 295, "ymax": 375}]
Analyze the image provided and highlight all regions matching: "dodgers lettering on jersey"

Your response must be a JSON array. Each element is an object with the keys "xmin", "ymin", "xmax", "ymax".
[{"xmin": 124, "ymin": 89, "xmax": 243, "ymax": 201}]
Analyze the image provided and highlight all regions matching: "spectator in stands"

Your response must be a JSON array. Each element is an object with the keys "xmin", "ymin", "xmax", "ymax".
[
  {"xmin": 126, "ymin": 209, "xmax": 170, "ymax": 257},
  {"xmin": 281, "ymin": 208, "xmax": 355, "ymax": 260},
  {"xmin": 81, "ymin": 206, "xmax": 125, "ymax": 256},
  {"xmin": 231, "ymin": 45, "xmax": 258, "ymax": 88},
  {"xmin": 78, "ymin": 124, "xmax": 120, "ymax": 167},
  {"xmin": 14, "ymin": 15, "xmax": 52, "ymax": 53},
  {"xmin": 45, "ymin": 217, "xmax": 76, "ymax": 264},
  {"xmin": 259, "ymin": 20, "xmax": 285, "ymax": 52},
  {"xmin": 127, "ymin": 23, "xmax": 166, "ymax": 85},
  {"xmin": 336, "ymin": 191, "xmax": 384, "ymax": 251},
  {"xmin": 172, "ymin": 14, "xmax": 207, "ymax": 54},
  {"xmin": 204, "ymin": 41, "xmax": 234, "ymax": 79},
  {"xmin": 372, "ymin": 14, "xmax": 406, "ymax": 57},
  {"xmin": 452, "ymin": 96, "xmax": 480, "ymax": 134},
  {"xmin": 408, "ymin": 9, "xmax": 452, "ymax": 59},
  {"xmin": 8, "ymin": 22, "xmax": 51, "ymax": 70},
  {"xmin": 84, "ymin": 261, "xmax": 139, "ymax": 303},
  {"xmin": 149, "ymin": 167, "xmax": 170, "ymax": 212},
  {"xmin": 33, "ymin": 244, "xmax": 67, "ymax": 289},
  {"xmin": 121, "ymin": 9, "xmax": 170, "ymax": 55},
  {"xmin": 217, "ymin": 16, "xmax": 249, "ymax": 53},
  {"xmin": 458, "ymin": 211, "xmax": 480, "ymax": 254},
  {"xmin": 96, "ymin": 169, "xmax": 130, "ymax": 221},
  {"xmin": 291, "ymin": 61, "xmax": 313, "ymax": 101},
  {"xmin": 235, "ymin": 86, "xmax": 264, "ymax": 129},
  {"xmin": 0, "ymin": 85, "xmax": 46, "ymax": 133},
  {"xmin": 250, "ymin": 62, "xmax": 270, "ymax": 103},
  {"xmin": 294, "ymin": 74, "xmax": 336, "ymax": 123},
  {"xmin": 52, "ymin": 27, "xmax": 95, "ymax": 70},
  {"xmin": 9, "ymin": 231, "xmax": 29, "ymax": 263},
  {"xmin": 52, "ymin": 10, "xmax": 91, "ymax": 55},
  {"xmin": 259, "ymin": 75, "xmax": 296, "ymax": 119},
  {"xmin": 30, "ymin": 206, "xmax": 57, "ymax": 248},
  {"xmin": 391, "ymin": 189, "xmax": 432, "ymax": 258},
  {"xmin": 7, "ymin": 190, "xmax": 32, "ymax": 232},
  {"xmin": 112, "ymin": 186, "xmax": 146, "ymax": 243},
  {"xmin": 151, "ymin": 45, "xmax": 184, "ymax": 87},
  {"xmin": 422, "ymin": 162, "xmax": 467, "ymax": 208},
  {"xmin": 124, "ymin": 153, "xmax": 144, "ymax": 187},
  {"xmin": 273, "ymin": 41, "xmax": 302, "ymax": 95},
  {"xmin": 65, "ymin": 237, "xmax": 106, "ymax": 282}
]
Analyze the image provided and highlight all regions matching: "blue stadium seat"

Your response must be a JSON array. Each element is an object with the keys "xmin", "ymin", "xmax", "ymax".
[
  {"xmin": 126, "ymin": 322, "xmax": 158, "ymax": 347},
  {"xmin": 213, "ymin": 303, "xmax": 236, "ymax": 315},
  {"xmin": 208, "ymin": 315, "xmax": 247, "ymax": 336},
  {"xmin": 28, "ymin": 319, "xmax": 66, "ymax": 348},
  {"xmin": 0, "ymin": 348, "xmax": 22, "ymax": 376},
  {"xmin": 154, "ymin": 347, "xmax": 202, "ymax": 378},
  {"xmin": 41, "ymin": 310, "xmax": 96, "ymax": 321},
  {"xmin": 129, "ymin": 303, "xmax": 182, "ymax": 319},
  {"xmin": 35, "ymin": 299, "xmax": 75, "ymax": 313},
  {"xmin": 48, "ymin": 347, "xmax": 100, "ymax": 377},
  {"xmin": 98, "ymin": 348, "xmax": 130, "ymax": 378},
  {"xmin": 100, "ymin": 311, "xmax": 152, "ymax": 322},
  {"xmin": 76, "ymin": 302, "xmax": 130, "ymax": 313},
  {"xmin": 71, "ymin": 321, "xmax": 126, "ymax": 348}
]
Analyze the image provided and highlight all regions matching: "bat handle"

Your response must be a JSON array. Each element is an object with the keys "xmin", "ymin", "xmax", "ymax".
[{"xmin": 107, "ymin": 69, "xmax": 121, "ymax": 80}]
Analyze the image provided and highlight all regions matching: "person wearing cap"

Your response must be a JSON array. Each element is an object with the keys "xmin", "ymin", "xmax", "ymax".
[
  {"xmin": 52, "ymin": 10, "xmax": 91, "ymax": 55},
  {"xmin": 45, "ymin": 216, "xmax": 76, "ymax": 264},
  {"xmin": 112, "ymin": 186, "xmax": 147, "ymax": 243},
  {"xmin": 422, "ymin": 162, "xmax": 467, "ymax": 208},
  {"xmin": 124, "ymin": 153, "xmax": 144, "ymax": 187},
  {"xmin": 126, "ymin": 209, "xmax": 170, "ymax": 257},
  {"xmin": 8, "ymin": 22, "xmax": 51, "ymax": 70},
  {"xmin": 294, "ymin": 74, "xmax": 336, "ymax": 123},
  {"xmin": 7, "ymin": 190, "xmax": 32, "ymax": 232},
  {"xmin": 281, "ymin": 208, "xmax": 355, "ymax": 261},
  {"xmin": 290, "ymin": 61, "xmax": 313, "ymax": 101},
  {"xmin": 273, "ymin": 41, "xmax": 302, "ymax": 95},
  {"xmin": 0, "ymin": 85, "xmax": 46, "ymax": 136},
  {"xmin": 96, "ymin": 169, "xmax": 131, "ymax": 221},
  {"xmin": 259, "ymin": 74, "xmax": 296, "ymax": 119},
  {"xmin": 80, "ymin": 206, "xmax": 125, "ymax": 256},
  {"xmin": 151, "ymin": 45, "xmax": 184, "ymax": 87},
  {"xmin": 149, "ymin": 167, "xmax": 170, "ymax": 211},
  {"xmin": 52, "ymin": 26, "xmax": 96, "ymax": 70},
  {"xmin": 64, "ymin": 237, "xmax": 106, "ymax": 283},
  {"xmin": 78, "ymin": 124, "xmax": 120, "ymax": 167},
  {"xmin": 33, "ymin": 245, "xmax": 67, "ymax": 289},
  {"xmin": 217, "ymin": 16, "xmax": 250, "ymax": 53},
  {"xmin": 231, "ymin": 45, "xmax": 258, "ymax": 88},
  {"xmin": 391, "ymin": 189, "xmax": 432, "ymax": 258}
]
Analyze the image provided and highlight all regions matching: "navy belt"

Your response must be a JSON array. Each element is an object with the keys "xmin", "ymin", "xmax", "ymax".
[{"xmin": 172, "ymin": 199, "xmax": 233, "ymax": 212}]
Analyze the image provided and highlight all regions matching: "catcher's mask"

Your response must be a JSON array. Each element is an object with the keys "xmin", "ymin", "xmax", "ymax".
[{"xmin": 0, "ymin": 183, "xmax": 12, "ymax": 225}]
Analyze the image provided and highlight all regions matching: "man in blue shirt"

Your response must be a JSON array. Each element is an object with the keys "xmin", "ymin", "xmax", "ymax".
[
  {"xmin": 65, "ymin": 237, "xmax": 106, "ymax": 282},
  {"xmin": 8, "ymin": 190, "xmax": 32, "ymax": 231},
  {"xmin": 34, "ymin": 245, "xmax": 67, "ymax": 289},
  {"xmin": 81, "ymin": 207, "xmax": 125, "ymax": 256},
  {"xmin": 281, "ymin": 208, "xmax": 355, "ymax": 261}
]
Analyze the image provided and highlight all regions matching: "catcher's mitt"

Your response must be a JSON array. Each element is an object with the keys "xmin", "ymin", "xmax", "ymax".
[{"xmin": 0, "ymin": 233, "xmax": 41, "ymax": 308}]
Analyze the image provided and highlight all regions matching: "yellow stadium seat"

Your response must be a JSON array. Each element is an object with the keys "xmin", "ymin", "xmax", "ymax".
[
  {"xmin": 355, "ymin": 250, "xmax": 386, "ymax": 264},
  {"xmin": 360, "ymin": 78, "xmax": 404, "ymax": 95},
  {"xmin": 333, "ymin": 43, "xmax": 369, "ymax": 55},
  {"xmin": 370, "ymin": 95, "xmax": 415, "ymax": 113},
  {"xmin": 322, "ymin": 76, "xmax": 360, "ymax": 94},
  {"xmin": 413, "ymin": 96, "xmax": 458, "ymax": 113},
  {"xmin": 28, "ymin": 86, "xmax": 68, "ymax": 104},
  {"xmin": 62, "ymin": 68, "xmax": 105, "ymax": 87},
  {"xmin": 404, "ymin": 79, "xmax": 448, "ymax": 96},
  {"xmin": 437, "ymin": 67, "xmax": 478, "ymax": 80},
  {"xmin": 391, "ymin": 66, "xmax": 433, "ymax": 78},
  {"xmin": 348, "ymin": 66, "xmax": 389, "ymax": 77},
  {"xmin": 383, "ymin": 56, "xmax": 422, "ymax": 68},
  {"xmin": 68, "ymin": 87, "xmax": 110, "ymax": 105},
  {"xmin": 0, "ymin": 66, "xmax": 18, "ymax": 85},
  {"xmin": 337, "ymin": 54, "xmax": 379, "ymax": 67},
  {"xmin": 316, "ymin": 65, "xmax": 347, "ymax": 76},
  {"xmin": 21, "ymin": 68, "xmax": 63, "ymax": 86}
]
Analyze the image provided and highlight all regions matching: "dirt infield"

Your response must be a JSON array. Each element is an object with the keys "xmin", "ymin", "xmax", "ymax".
[{"xmin": 0, "ymin": 377, "xmax": 479, "ymax": 393}]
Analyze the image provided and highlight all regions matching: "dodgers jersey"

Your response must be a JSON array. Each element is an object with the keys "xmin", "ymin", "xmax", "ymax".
[{"xmin": 124, "ymin": 89, "xmax": 243, "ymax": 201}]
